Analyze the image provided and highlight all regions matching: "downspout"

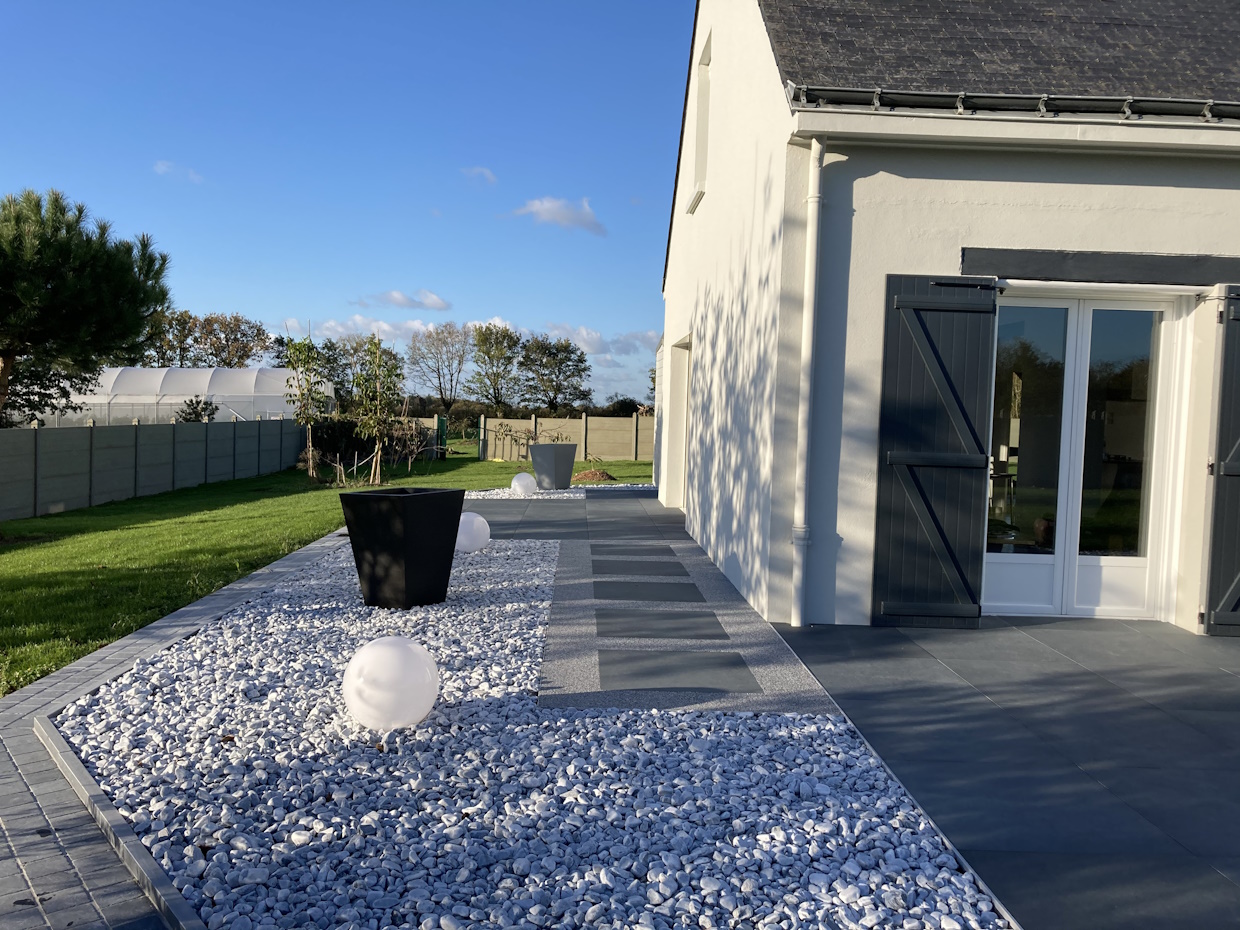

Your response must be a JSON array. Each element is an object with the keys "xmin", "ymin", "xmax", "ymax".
[{"xmin": 790, "ymin": 137, "xmax": 824, "ymax": 627}]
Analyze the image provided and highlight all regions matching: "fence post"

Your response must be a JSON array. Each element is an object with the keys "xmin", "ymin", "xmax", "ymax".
[
  {"xmin": 633, "ymin": 412, "xmax": 640, "ymax": 461},
  {"xmin": 478, "ymin": 415, "xmax": 486, "ymax": 460},
  {"xmin": 581, "ymin": 411, "xmax": 588, "ymax": 462},
  {"xmin": 530, "ymin": 413, "xmax": 537, "ymax": 443},
  {"xmin": 31, "ymin": 421, "xmax": 39, "ymax": 517}
]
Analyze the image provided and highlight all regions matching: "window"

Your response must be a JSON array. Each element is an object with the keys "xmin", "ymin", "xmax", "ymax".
[{"xmin": 687, "ymin": 34, "xmax": 710, "ymax": 214}]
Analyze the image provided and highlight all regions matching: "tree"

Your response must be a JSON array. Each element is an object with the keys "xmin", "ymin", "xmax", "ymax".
[
  {"xmin": 0, "ymin": 188, "xmax": 170, "ymax": 420},
  {"xmin": 517, "ymin": 334, "xmax": 592, "ymax": 412},
  {"xmin": 146, "ymin": 309, "xmax": 201, "ymax": 367},
  {"xmin": 176, "ymin": 395, "xmax": 219, "ymax": 422},
  {"xmin": 195, "ymin": 313, "xmax": 270, "ymax": 367},
  {"xmin": 0, "ymin": 356, "xmax": 97, "ymax": 427},
  {"xmin": 284, "ymin": 336, "xmax": 331, "ymax": 482},
  {"xmin": 465, "ymin": 322, "xmax": 522, "ymax": 413},
  {"xmin": 648, "ymin": 365, "xmax": 657, "ymax": 403},
  {"xmin": 353, "ymin": 335, "xmax": 405, "ymax": 485},
  {"xmin": 406, "ymin": 322, "xmax": 472, "ymax": 413}
]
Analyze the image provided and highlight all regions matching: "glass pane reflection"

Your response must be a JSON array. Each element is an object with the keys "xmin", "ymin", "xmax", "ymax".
[
  {"xmin": 988, "ymin": 307, "xmax": 1068, "ymax": 554},
  {"xmin": 1078, "ymin": 309, "xmax": 1161, "ymax": 557}
]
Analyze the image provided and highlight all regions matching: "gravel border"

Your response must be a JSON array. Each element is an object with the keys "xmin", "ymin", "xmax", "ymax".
[{"xmin": 56, "ymin": 541, "xmax": 1011, "ymax": 930}]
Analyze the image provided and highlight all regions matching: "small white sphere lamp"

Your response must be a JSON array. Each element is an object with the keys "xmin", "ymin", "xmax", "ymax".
[
  {"xmin": 456, "ymin": 512, "xmax": 491, "ymax": 553},
  {"xmin": 510, "ymin": 472, "xmax": 538, "ymax": 497},
  {"xmin": 342, "ymin": 637, "xmax": 439, "ymax": 731}
]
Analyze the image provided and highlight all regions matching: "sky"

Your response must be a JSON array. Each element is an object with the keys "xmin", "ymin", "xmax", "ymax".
[{"xmin": 1, "ymin": 2, "xmax": 696, "ymax": 402}]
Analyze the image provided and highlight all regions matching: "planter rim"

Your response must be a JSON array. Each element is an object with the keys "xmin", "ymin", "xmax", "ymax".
[{"xmin": 339, "ymin": 487, "xmax": 465, "ymax": 499}]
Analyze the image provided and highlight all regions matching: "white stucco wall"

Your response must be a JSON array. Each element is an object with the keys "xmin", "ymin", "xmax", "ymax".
[
  {"xmin": 808, "ymin": 144, "xmax": 1240, "ymax": 625},
  {"xmin": 660, "ymin": 0, "xmax": 797, "ymax": 616}
]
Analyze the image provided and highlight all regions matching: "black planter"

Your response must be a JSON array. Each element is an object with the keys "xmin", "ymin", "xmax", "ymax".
[
  {"xmin": 529, "ymin": 443, "xmax": 577, "ymax": 490},
  {"xmin": 339, "ymin": 487, "xmax": 466, "ymax": 608}
]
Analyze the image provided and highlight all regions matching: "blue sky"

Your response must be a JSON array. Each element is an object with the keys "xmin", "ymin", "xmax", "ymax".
[{"xmin": 1, "ymin": 2, "xmax": 695, "ymax": 401}]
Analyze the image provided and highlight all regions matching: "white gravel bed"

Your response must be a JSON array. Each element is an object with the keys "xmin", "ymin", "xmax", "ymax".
[
  {"xmin": 58, "ymin": 540, "xmax": 1005, "ymax": 930},
  {"xmin": 464, "ymin": 484, "xmax": 653, "ymax": 501}
]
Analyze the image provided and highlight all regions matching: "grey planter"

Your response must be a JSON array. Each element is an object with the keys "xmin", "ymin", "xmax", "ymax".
[{"xmin": 529, "ymin": 443, "xmax": 576, "ymax": 490}]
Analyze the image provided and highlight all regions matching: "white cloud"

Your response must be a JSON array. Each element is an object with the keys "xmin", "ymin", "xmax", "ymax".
[
  {"xmin": 351, "ymin": 289, "xmax": 451, "ymax": 311},
  {"xmin": 462, "ymin": 166, "xmax": 497, "ymax": 183},
  {"xmin": 154, "ymin": 160, "xmax": 204, "ymax": 183},
  {"xmin": 545, "ymin": 324, "xmax": 659, "ymax": 357},
  {"xmin": 592, "ymin": 354, "xmax": 624, "ymax": 370},
  {"xmin": 514, "ymin": 197, "xmax": 606, "ymax": 236},
  {"xmin": 284, "ymin": 315, "xmax": 430, "ymax": 344},
  {"xmin": 546, "ymin": 323, "xmax": 608, "ymax": 354}
]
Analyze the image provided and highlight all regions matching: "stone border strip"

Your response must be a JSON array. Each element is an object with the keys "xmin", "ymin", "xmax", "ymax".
[{"xmin": 32, "ymin": 716, "xmax": 207, "ymax": 930}]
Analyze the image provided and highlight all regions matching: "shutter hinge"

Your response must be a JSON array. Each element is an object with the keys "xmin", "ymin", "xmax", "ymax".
[
  {"xmin": 1199, "ymin": 610, "xmax": 1207, "ymax": 628},
  {"xmin": 1209, "ymin": 458, "xmax": 1216, "ymax": 476}
]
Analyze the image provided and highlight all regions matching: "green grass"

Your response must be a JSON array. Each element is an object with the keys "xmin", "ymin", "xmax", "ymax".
[{"xmin": 0, "ymin": 457, "xmax": 651, "ymax": 695}]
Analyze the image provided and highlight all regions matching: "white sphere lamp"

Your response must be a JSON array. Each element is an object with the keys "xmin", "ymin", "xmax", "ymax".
[
  {"xmin": 510, "ymin": 472, "xmax": 538, "ymax": 497},
  {"xmin": 456, "ymin": 512, "xmax": 491, "ymax": 553},
  {"xmin": 342, "ymin": 637, "xmax": 439, "ymax": 731}
]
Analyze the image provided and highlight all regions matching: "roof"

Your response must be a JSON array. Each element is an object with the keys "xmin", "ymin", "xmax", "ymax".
[{"xmin": 758, "ymin": 0, "xmax": 1240, "ymax": 107}]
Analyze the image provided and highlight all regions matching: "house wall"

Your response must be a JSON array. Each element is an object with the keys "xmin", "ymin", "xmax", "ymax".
[
  {"xmin": 660, "ymin": 0, "xmax": 798, "ymax": 616},
  {"xmin": 811, "ymin": 144, "xmax": 1240, "ymax": 624}
]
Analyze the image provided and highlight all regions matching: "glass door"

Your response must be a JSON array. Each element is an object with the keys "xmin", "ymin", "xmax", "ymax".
[{"xmin": 982, "ymin": 298, "xmax": 1168, "ymax": 617}]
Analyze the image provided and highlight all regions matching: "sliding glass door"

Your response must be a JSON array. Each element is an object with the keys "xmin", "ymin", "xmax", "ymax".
[{"xmin": 982, "ymin": 298, "xmax": 1167, "ymax": 617}]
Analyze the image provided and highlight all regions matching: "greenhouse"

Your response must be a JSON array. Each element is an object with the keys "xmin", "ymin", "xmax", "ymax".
[{"xmin": 51, "ymin": 367, "xmax": 335, "ymax": 426}]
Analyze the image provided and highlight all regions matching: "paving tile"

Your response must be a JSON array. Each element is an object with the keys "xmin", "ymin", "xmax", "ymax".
[
  {"xmin": 590, "ymin": 559, "xmax": 688, "ymax": 577},
  {"xmin": 593, "ymin": 581, "xmax": 704, "ymax": 603},
  {"xmin": 595, "ymin": 609, "xmax": 727, "ymax": 640},
  {"xmin": 590, "ymin": 544, "xmax": 676, "ymax": 557},
  {"xmin": 44, "ymin": 901, "xmax": 100, "ymax": 930},
  {"xmin": 0, "ymin": 909, "xmax": 48, "ymax": 930},
  {"xmin": 1080, "ymin": 764, "xmax": 1240, "ymax": 857},
  {"xmin": 597, "ymin": 650, "xmax": 760, "ymax": 692},
  {"xmin": 889, "ymin": 756, "xmax": 1186, "ymax": 854},
  {"xmin": 962, "ymin": 850, "xmax": 1240, "ymax": 930}
]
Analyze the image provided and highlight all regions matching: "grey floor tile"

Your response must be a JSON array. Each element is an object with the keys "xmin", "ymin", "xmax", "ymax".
[
  {"xmin": 1081, "ymin": 764, "xmax": 1240, "ymax": 857},
  {"xmin": 590, "ymin": 544, "xmax": 676, "ymax": 557},
  {"xmin": 597, "ymin": 650, "xmax": 760, "ymax": 692},
  {"xmin": 889, "ymin": 757, "xmax": 1185, "ymax": 855},
  {"xmin": 593, "ymin": 581, "xmax": 705, "ymax": 603},
  {"xmin": 591, "ymin": 560, "xmax": 688, "ymax": 577},
  {"xmin": 962, "ymin": 850, "xmax": 1240, "ymax": 930},
  {"xmin": 595, "ymin": 609, "xmax": 727, "ymax": 640}
]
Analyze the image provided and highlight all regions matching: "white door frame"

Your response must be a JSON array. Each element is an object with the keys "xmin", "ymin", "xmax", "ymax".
[{"xmin": 981, "ymin": 284, "xmax": 1196, "ymax": 621}]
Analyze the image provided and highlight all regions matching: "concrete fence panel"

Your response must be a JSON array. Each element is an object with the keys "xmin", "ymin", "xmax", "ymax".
[
  {"xmin": 90, "ymin": 426, "xmax": 137, "ymax": 506},
  {"xmin": 206, "ymin": 423, "xmax": 235, "ymax": 482},
  {"xmin": 234, "ymin": 422, "xmax": 260, "ymax": 479},
  {"xmin": 636, "ymin": 417, "xmax": 655, "ymax": 459},
  {"xmin": 35, "ymin": 428, "xmax": 91, "ymax": 515},
  {"xmin": 0, "ymin": 419, "xmax": 305, "ymax": 522},
  {"xmin": 281, "ymin": 420, "xmax": 301, "ymax": 469},
  {"xmin": 173, "ymin": 423, "xmax": 208, "ymax": 489},
  {"xmin": 136, "ymin": 424, "xmax": 175, "ymax": 497},
  {"xmin": 0, "ymin": 430, "xmax": 36, "ymax": 521},
  {"xmin": 585, "ymin": 415, "xmax": 636, "ymax": 460},
  {"xmin": 258, "ymin": 420, "xmax": 282, "ymax": 475},
  {"xmin": 477, "ymin": 414, "xmax": 656, "ymax": 463}
]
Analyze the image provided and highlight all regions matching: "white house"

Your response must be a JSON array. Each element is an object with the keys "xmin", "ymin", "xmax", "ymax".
[{"xmin": 656, "ymin": 0, "xmax": 1240, "ymax": 634}]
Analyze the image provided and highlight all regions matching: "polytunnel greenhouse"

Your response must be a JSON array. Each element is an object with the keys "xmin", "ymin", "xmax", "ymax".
[{"xmin": 51, "ymin": 367, "xmax": 335, "ymax": 426}]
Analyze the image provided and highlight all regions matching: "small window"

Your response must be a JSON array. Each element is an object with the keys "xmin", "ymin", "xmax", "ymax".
[{"xmin": 687, "ymin": 34, "xmax": 711, "ymax": 214}]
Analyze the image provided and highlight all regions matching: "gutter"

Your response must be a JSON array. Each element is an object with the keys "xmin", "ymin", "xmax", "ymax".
[{"xmin": 789, "ymin": 137, "xmax": 824, "ymax": 628}]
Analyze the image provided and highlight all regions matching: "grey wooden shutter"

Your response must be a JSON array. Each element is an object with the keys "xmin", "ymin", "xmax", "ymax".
[
  {"xmin": 1206, "ymin": 286, "xmax": 1240, "ymax": 635},
  {"xmin": 872, "ymin": 275, "xmax": 997, "ymax": 628}
]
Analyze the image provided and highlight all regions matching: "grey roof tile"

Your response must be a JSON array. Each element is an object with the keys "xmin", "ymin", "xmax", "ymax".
[{"xmin": 758, "ymin": 0, "xmax": 1240, "ymax": 100}]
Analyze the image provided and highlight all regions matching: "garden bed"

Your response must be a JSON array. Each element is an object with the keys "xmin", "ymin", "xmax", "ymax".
[{"xmin": 57, "ymin": 540, "xmax": 1005, "ymax": 930}]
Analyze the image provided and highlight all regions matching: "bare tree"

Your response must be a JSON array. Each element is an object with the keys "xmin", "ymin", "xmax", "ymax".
[{"xmin": 406, "ymin": 322, "xmax": 472, "ymax": 413}]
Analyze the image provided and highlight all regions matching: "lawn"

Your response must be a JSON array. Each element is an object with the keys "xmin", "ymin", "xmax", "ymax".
[{"xmin": 0, "ymin": 457, "xmax": 652, "ymax": 696}]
